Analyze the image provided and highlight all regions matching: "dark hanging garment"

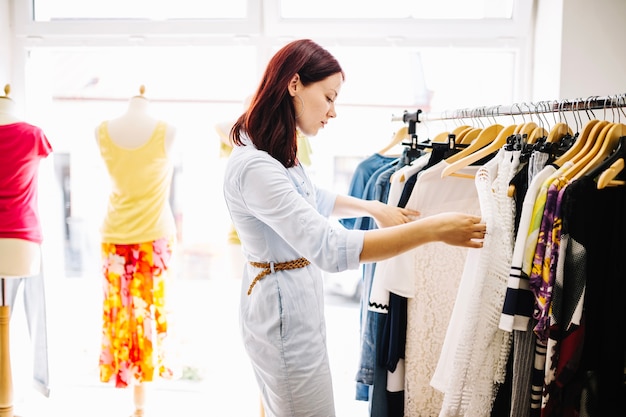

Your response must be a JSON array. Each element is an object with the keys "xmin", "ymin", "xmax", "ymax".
[{"xmin": 544, "ymin": 175, "xmax": 626, "ymax": 416}]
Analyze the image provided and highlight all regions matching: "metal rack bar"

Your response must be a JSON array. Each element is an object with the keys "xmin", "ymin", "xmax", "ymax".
[{"xmin": 392, "ymin": 93, "xmax": 626, "ymax": 123}]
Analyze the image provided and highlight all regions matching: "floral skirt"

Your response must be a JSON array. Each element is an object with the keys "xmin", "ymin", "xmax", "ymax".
[{"xmin": 99, "ymin": 237, "xmax": 174, "ymax": 388}]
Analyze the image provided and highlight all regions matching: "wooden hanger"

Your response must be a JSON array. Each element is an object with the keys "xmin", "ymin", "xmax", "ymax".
[
  {"xmin": 573, "ymin": 122, "xmax": 624, "ymax": 181},
  {"xmin": 451, "ymin": 125, "xmax": 471, "ymax": 136},
  {"xmin": 441, "ymin": 123, "xmax": 517, "ymax": 178},
  {"xmin": 377, "ymin": 125, "xmax": 409, "ymax": 155},
  {"xmin": 561, "ymin": 120, "xmax": 611, "ymax": 180},
  {"xmin": 546, "ymin": 122, "xmax": 573, "ymax": 143},
  {"xmin": 443, "ymin": 123, "xmax": 503, "ymax": 165},
  {"xmin": 527, "ymin": 126, "xmax": 548, "ymax": 144},
  {"xmin": 431, "ymin": 130, "xmax": 451, "ymax": 143},
  {"xmin": 553, "ymin": 119, "xmax": 600, "ymax": 167},
  {"xmin": 519, "ymin": 121, "xmax": 538, "ymax": 137},
  {"xmin": 597, "ymin": 158, "xmax": 625, "ymax": 188},
  {"xmin": 458, "ymin": 127, "xmax": 482, "ymax": 145},
  {"xmin": 583, "ymin": 133, "xmax": 626, "ymax": 189},
  {"xmin": 454, "ymin": 126, "xmax": 473, "ymax": 144},
  {"xmin": 511, "ymin": 121, "xmax": 538, "ymax": 144}
]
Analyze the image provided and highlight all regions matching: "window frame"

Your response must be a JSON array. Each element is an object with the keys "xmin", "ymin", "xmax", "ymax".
[{"xmin": 9, "ymin": 0, "xmax": 535, "ymax": 103}]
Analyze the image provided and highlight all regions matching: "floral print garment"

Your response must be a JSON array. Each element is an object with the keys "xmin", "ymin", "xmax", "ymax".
[{"xmin": 99, "ymin": 237, "xmax": 173, "ymax": 388}]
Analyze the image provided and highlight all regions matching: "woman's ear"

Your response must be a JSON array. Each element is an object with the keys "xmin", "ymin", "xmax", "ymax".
[{"xmin": 288, "ymin": 73, "xmax": 300, "ymax": 97}]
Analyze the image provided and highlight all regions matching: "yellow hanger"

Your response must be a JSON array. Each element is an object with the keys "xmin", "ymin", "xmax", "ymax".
[
  {"xmin": 454, "ymin": 126, "xmax": 473, "ymax": 144},
  {"xmin": 553, "ymin": 119, "xmax": 600, "ymax": 167},
  {"xmin": 443, "ymin": 123, "xmax": 503, "ymax": 165},
  {"xmin": 459, "ymin": 127, "xmax": 482, "ymax": 145},
  {"xmin": 527, "ymin": 126, "xmax": 548, "ymax": 144},
  {"xmin": 441, "ymin": 123, "xmax": 517, "ymax": 178},
  {"xmin": 546, "ymin": 122, "xmax": 573, "ymax": 143},
  {"xmin": 574, "ymin": 122, "xmax": 624, "ymax": 181},
  {"xmin": 431, "ymin": 130, "xmax": 452, "ymax": 143},
  {"xmin": 511, "ymin": 121, "xmax": 538, "ymax": 145},
  {"xmin": 561, "ymin": 120, "xmax": 610, "ymax": 180},
  {"xmin": 451, "ymin": 125, "xmax": 472, "ymax": 136},
  {"xmin": 597, "ymin": 158, "xmax": 625, "ymax": 188},
  {"xmin": 377, "ymin": 125, "xmax": 409, "ymax": 155},
  {"xmin": 519, "ymin": 121, "xmax": 538, "ymax": 139}
]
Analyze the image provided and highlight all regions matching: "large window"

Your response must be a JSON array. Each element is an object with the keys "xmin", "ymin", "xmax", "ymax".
[
  {"xmin": 6, "ymin": 2, "xmax": 534, "ymax": 415},
  {"xmin": 33, "ymin": 0, "xmax": 248, "ymax": 20},
  {"xmin": 280, "ymin": 0, "xmax": 514, "ymax": 19},
  {"xmin": 33, "ymin": 0, "xmax": 515, "ymax": 21}
]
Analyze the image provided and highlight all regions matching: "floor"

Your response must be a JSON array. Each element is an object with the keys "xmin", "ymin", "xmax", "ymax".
[{"xmin": 8, "ymin": 261, "xmax": 370, "ymax": 417}]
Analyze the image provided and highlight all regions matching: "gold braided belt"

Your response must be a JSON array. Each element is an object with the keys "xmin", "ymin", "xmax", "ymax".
[{"xmin": 247, "ymin": 257, "xmax": 311, "ymax": 295}]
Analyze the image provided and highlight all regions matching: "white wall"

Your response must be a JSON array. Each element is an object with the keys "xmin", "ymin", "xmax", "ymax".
[
  {"xmin": 531, "ymin": 0, "xmax": 564, "ymax": 101},
  {"xmin": 560, "ymin": 0, "xmax": 626, "ymax": 99},
  {"xmin": 0, "ymin": 0, "xmax": 11, "ymax": 85},
  {"xmin": 533, "ymin": 0, "xmax": 626, "ymax": 100}
]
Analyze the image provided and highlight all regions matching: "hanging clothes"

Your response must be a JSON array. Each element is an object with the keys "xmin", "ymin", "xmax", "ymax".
[
  {"xmin": 391, "ymin": 96, "xmax": 626, "ymax": 417},
  {"xmin": 499, "ymin": 162, "xmax": 556, "ymax": 417},
  {"xmin": 346, "ymin": 152, "xmax": 406, "ymax": 411},
  {"xmin": 339, "ymin": 153, "xmax": 397, "ymax": 231},
  {"xmin": 435, "ymin": 148, "xmax": 521, "ymax": 417},
  {"xmin": 542, "ymin": 174, "xmax": 626, "ymax": 416},
  {"xmin": 368, "ymin": 152, "xmax": 432, "ymax": 417},
  {"xmin": 373, "ymin": 158, "xmax": 481, "ymax": 417},
  {"xmin": 341, "ymin": 144, "xmax": 423, "ymax": 415}
]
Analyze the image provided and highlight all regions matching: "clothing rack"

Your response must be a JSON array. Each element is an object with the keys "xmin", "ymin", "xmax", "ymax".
[{"xmin": 392, "ymin": 93, "xmax": 626, "ymax": 124}]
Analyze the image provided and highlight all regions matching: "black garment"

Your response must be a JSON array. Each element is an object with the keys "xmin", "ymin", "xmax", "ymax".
[
  {"xmin": 508, "ymin": 162, "xmax": 529, "ymax": 234},
  {"xmin": 397, "ymin": 142, "xmax": 456, "ymax": 209},
  {"xmin": 380, "ymin": 293, "xmax": 407, "ymax": 373},
  {"xmin": 558, "ymin": 176, "xmax": 626, "ymax": 416},
  {"xmin": 379, "ymin": 293, "xmax": 407, "ymax": 417}
]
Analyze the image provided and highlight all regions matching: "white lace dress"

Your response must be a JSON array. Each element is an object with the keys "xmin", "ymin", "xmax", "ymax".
[{"xmin": 433, "ymin": 149, "xmax": 521, "ymax": 417}]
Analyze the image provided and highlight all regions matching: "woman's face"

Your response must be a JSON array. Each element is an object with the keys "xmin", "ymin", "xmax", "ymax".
[{"xmin": 292, "ymin": 72, "xmax": 343, "ymax": 137}]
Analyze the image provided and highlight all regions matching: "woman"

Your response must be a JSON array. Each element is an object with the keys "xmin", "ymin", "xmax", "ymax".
[{"xmin": 223, "ymin": 39, "xmax": 486, "ymax": 416}]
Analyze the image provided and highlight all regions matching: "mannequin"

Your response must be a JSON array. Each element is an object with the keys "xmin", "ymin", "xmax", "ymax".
[
  {"xmin": 101, "ymin": 90, "xmax": 175, "ymax": 152},
  {"xmin": 0, "ymin": 84, "xmax": 53, "ymax": 417},
  {"xmin": 95, "ymin": 86, "xmax": 176, "ymax": 417}
]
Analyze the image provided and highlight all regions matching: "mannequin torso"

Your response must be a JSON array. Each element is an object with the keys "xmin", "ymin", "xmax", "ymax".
[
  {"xmin": 96, "ymin": 95, "xmax": 175, "ymax": 153},
  {"xmin": 0, "ymin": 97, "xmax": 19, "ymax": 125},
  {"xmin": 0, "ymin": 96, "xmax": 41, "ymax": 278},
  {"xmin": 0, "ymin": 240, "xmax": 40, "ymax": 278}
]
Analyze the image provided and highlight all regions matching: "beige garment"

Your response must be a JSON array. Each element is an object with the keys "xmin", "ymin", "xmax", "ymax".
[{"xmin": 391, "ymin": 161, "xmax": 481, "ymax": 416}]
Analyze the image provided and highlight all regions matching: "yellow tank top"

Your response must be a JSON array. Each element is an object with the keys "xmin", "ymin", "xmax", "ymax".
[{"xmin": 98, "ymin": 120, "xmax": 176, "ymax": 244}]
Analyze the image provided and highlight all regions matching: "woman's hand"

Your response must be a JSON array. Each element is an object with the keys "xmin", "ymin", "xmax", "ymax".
[
  {"xmin": 427, "ymin": 212, "xmax": 486, "ymax": 249},
  {"xmin": 331, "ymin": 195, "xmax": 419, "ymax": 227},
  {"xmin": 369, "ymin": 200, "xmax": 420, "ymax": 228}
]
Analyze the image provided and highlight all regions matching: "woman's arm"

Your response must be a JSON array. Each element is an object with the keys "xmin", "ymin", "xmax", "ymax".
[
  {"xmin": 360, "ymin": 212, "xmax": 485, "ymax": 263},
  {"xmin": 331, "ymin": 192, "xmax": 485, "ymax": 264},
  {"xmin": 331, "ymin": 194, "xmax": 419, "ymax": 228}
]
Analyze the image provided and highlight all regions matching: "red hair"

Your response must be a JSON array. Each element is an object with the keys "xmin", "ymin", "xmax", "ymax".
[{"xmin": 231, "ymin": 39, "xmax": 344, "ymax": 168}]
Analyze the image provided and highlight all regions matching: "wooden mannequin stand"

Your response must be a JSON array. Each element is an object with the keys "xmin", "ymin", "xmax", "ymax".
[
  {"xmin": 0, "ymin": 278, "xmax": 16, "ymax": 417},
  {"xmin": 0, "ymin": 241, "xmax": 42, "ymax": 417}
]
